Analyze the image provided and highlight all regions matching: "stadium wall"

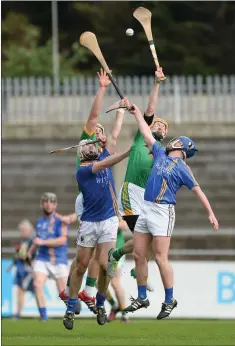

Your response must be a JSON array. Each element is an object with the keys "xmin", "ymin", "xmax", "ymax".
[{"xmin": 2, "ymin": 260, "xmax": 235, "ymax": 319}]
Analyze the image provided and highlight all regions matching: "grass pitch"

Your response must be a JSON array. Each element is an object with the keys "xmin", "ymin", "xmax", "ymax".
[{"xmin": 2, "ymin": 318, "xmax": 235, "ymax": 345}]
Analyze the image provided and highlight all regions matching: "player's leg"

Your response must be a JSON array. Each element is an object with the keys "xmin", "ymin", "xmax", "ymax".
[
  {"xmin": 63, "ymin": 220, "xmax": 98, "ymax": 329},
  {"xmin": 130, "ymin": 246, "xmax": 155, "ymax": 292},
  {"xmin": 108, "ymin": 183, "xmax": 142, "ymax": 277},
  {"xmin": 66, "ymin": 257, "xmax": 76, "ymax": 295},
  {"xmin": 124, "ymin": 205, "xmax": 152, "ymax": 313},
  {"xmin": 152, "ymin": 237, "xmax": 177, "ymax": 319},
  {"xmin": 95, "ymin": 241, "xmax": 115, "ymax": 325},
  {"xmin": 149, "ymin": 203, "xmax": 177, "ymax": 319},
  {"xmin": 16, "ymin": 286, "xmax": 25, "ymax": 319},
  {"xmin": 59, "ymin": 257, "xmax": 76, "ymax": 302},
  {"xmin": 33, "ymin": 261, "xmax": 48, "ymax": 320},
  {"xmin": 109, "ymin": 267, "xmax": 129, "ymax": 323},
  {"xmin": 78, "ymin": 249, "xmax": 99, "ymax": 312},
  {"xmin": 63, "ymin": 245, "xmax": 94, "ymax": 330},
  {"xmin": 106, "ymin": 287, "xmax": 119, "ymax": 322},
  {"xmin": 54, "ymin": 263, "xmax": 82, "ymax": 316},
  {"xmin": 95, "ymin": 215, "xmax": 119, "ymax": 325}
]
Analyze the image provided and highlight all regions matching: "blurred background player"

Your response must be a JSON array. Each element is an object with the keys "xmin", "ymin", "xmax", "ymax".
[
  {"xmin": 124, "ymin": 104, "xmax": 219, "ymax": 318},
  {"xmin": 7, "ymin": 219, "xmax": 35, "ymax": 319},
  {"xmin": 63, "ymin": 140, "xmax": 130, "ymax": 329},
  {"xmin": 28, "ymin": 192, "xmax": 70, "ymax": 321},
  {"xmin": 107, "ymin": 68, "xmax": 168, "ymax": 281}
]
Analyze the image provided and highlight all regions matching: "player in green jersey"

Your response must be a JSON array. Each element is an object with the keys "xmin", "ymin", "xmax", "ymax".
[{"xmin": 107, "ymin": 67, "xmax": 169, "ymax": 279}]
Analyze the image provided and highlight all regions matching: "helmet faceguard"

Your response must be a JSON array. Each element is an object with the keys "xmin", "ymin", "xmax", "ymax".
[
  {"xmin": 150, "ymin": 118, "xmax": 169, "ymax": 141},
  {"xmin": 77, "ymin": 139, "xmax": 99, "ymax": 162},
  {"xmin": 166, "ymin": 136, "xmax": 198, "ymax": 159}
]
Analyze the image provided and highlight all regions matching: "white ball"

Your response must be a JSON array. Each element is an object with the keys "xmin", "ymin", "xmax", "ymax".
[{"xmin": 126, "ymin": 28, "xmax": 134, "ymax": 36}]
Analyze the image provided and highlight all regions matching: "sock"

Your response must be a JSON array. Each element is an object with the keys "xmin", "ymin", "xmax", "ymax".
[
  {"xmin": 165, "ymin": 287, "xmax": 173, "ymax": 304},
  {"xmin": 137, "ymin": 285, "xmax": 147, "ymax": 301},
  {"xmin": 65, "ymin": 276, "xmax": 70, "ymax": 295},
  {"xmin": 67, "ymin": 298, "xmax": 78, "ymax": 313},
  {"xmin": 39, "ymin": 307, "xmax": 48, "ymax": 320},
  {"xmin": 108, "ymin": 298, "xmax": 116, "ymax": 307},
  {"xmin": 96, "ymin": 292, "xmax": 106, "ymax": 307},
  {"xmin": 122, "ymin": 310, "xmax": 127, "ymax": 317},
  {"xmin": 112, "ymin": 247, "xmax": 125, "ymax": 261},
  {"xmin": 84, "ymin": 277, "xmax": 97, "ymax": 297},
  {"xmin": 130, "ymin": 268, "xmax": 136, "ymax": 279}
]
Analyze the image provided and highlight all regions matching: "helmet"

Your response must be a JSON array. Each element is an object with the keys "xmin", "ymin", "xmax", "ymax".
[
  {"xmin": 40, "ymin": 192, "xmax": 57, "ymax": 203},
  {"xmin": 96, "ymin": 123, "xmax": 105, "ymax": 134},
  {"xmin": 77, "ymin": 139, "xmax": 99, "ymax": 162},
  {"xmin": 166, "ymin": 136, "xmax": 198, "ymax": 159},
  {"xmin": 150, "ymin": 118, "xmax": 169, "ymax": 140}
]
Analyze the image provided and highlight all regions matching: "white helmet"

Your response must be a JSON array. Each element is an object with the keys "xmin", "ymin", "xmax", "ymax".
[{"xmin": 77, "ymin": 139, "xmax": 99, "ymax": 162}]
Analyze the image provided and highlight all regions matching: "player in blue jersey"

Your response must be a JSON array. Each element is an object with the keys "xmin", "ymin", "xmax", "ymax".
[
  {"xmin": 28, "ymin": 192, "xmax": 70, "ymax": 321},
  {"xmin": 123, "ymin": 103, "xmax": 219, "ymax": 319},
  {"xmin": 63, "ymin": 139, "xmax": 130, "ymax": 329}
]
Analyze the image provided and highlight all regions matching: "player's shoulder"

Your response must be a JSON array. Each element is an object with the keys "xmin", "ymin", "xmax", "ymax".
[
  {"xmin": 36, "ymin": 216, "xmax": 44, "ymax": 225},
  {"xmin": 81, "ymin": 124, "xmax": 96, "ymax": 139},
  {"xmin": 54, "ymin": 213, "xmax": 63, "ymax": 222},
  {"xmin": 98, "ymin": 148, "xmax": 110, "ymax": 160},
  {"xmin": 178, "ymin": 159, "xmax": 190, "ymax": 169}
]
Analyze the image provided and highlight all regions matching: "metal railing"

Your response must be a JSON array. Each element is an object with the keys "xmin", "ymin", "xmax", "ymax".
[{"xmin": 2, "ymin": 75, "xmax": 235, "ymax": 124}]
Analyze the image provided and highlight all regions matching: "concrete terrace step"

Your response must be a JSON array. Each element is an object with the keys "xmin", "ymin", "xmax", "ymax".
[{"xmin": 2, "ymin": 137, "xmax": 235, "ymax": 229}]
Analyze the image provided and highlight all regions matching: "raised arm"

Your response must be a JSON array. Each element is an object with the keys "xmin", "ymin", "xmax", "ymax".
[
  {"xmin": 145, "ymin": 68, "xmax": 165, "ymax": 117},
  {"xmin": 106, "ymin": 109, "xmax": 125, "ymax": 154},
  {"xmin": 57, "ymin": 212, "xmax": 78, "ymax": 225},
  {"xmin": 92, "ymin": 149, "xmax": 130, "ymax": 174},
  {"xmin": 129, "ymin": 104, "xmax": 155, "ymax": 150},
  {"xmin": 85, "ymin": 69, "xmax": 111, "ymax": 134},
  {"xmin": 192, "ymin": 186, "xmax": 219, "ymax": 232}
]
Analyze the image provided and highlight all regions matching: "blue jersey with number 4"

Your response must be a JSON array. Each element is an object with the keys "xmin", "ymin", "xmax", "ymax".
[
  {"xmin": 76, "ymin": 149, "xmax": 117, "ymax": 222},
  {"xmin": 144, "ymin": 141, "xmax": 198, "ymax": 205},
  {"xmin": 35, "ymin": 213, "xmax": 68, "ymax": 265}
]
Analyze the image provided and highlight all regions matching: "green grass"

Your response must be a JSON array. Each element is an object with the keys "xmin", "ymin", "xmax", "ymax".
[{"xmin": 2, "ymin": 318, "xmax": 235, "ymax": 345}]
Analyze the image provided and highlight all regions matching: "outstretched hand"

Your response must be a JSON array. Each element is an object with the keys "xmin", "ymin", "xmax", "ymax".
[
  {"xmin": 128, "ymin": 103, "xmax": 143, "ymax": 117},
  {"xmin": 209, "ymin": 213, "xmax": 219, "ymax": 232},
  {"xmin": 155, "ymin": 67, "xmax": 165, "ymax": 82},
  {"xmin": 97, "ymin": 68, "xmax": 111, "ymax": 88},
  {"xmin": 96, "ymin": 133, "xmax": 107, "ymax": 148}
]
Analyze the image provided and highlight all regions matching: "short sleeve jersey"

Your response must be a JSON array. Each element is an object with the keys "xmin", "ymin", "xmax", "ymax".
[
  {"xmin": 124, "ymin": 130, "xmax": 161, "ymax": 188},
  {"xmin": 35, "ymin": 213, "xmax": 68, "ymax": 265},
  {"xmin": 144, "ymin": 141, "xmax": 198, "ymax": 205},
  {"xmin": 76, "ymin": 149, "xmax": 117, "ymax": 222}
]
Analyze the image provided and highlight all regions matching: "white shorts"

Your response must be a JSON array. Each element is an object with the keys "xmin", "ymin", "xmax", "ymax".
[
  {"xmin": 135, "ymin": 201, "xmax": 175, "ymax": 237},
  {"xmin": 76, "ymin": 216, "xmax": 119, "ymax": 248},
  {"xmin": 118, "ymin": 182, "xmax": 145, "ymax": 216},
  {"xmin": 75, "ymin": 193, "xmax": 83, "ymax": 219},
  {"xmin": 33, "ymin": 260, "xmax": 68, "ymax": 279}
]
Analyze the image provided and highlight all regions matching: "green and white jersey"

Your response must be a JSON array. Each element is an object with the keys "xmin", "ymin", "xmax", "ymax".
[{"xmin": 124, "ymin": 130, "xmax": 160, "ymax": 188}]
